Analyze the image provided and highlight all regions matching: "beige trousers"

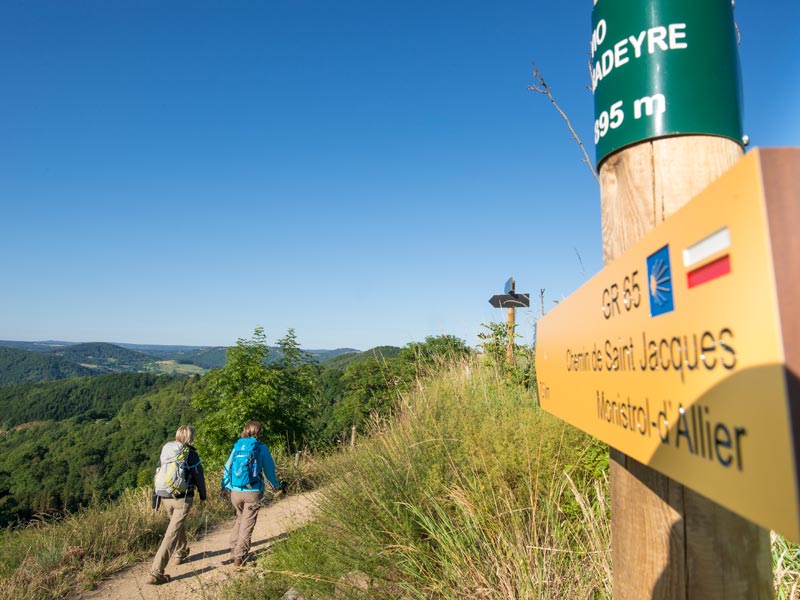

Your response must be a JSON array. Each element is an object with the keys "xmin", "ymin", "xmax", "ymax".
[
  {"xmin": 229, "ymin": 491, "xmax": 262, "ymax": 559},
  {"xmin": 151, "ymin": 497, "xmax": 193, "ymax": 575}
]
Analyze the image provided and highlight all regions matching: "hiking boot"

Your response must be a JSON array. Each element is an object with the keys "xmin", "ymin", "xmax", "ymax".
[
  {"xmin": 146, "ymin": 572, "xmax": 170, "ymax": 585},
  {"xmin": 175, "ymin": 548, "xmax": 190, "ymax": 565},
  {"xmin": 233, "ymin": 556, "xmax": 243, "ymax": 567}
]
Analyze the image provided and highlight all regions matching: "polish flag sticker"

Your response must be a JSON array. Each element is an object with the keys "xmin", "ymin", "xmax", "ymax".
[{"xmin": 683, "ymin": 227, "xmax": 732, "ymax": 289}]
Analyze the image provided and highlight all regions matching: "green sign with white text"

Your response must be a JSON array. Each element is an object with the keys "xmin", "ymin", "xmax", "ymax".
[{"xmin": 592, "ymin": 0, "xmax": 744, "ymax": 166}]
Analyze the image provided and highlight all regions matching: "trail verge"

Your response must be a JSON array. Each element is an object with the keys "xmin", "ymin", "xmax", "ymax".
[{"xmin": 79, "ymin": 490, "xmax": 322, "ymax": 600}]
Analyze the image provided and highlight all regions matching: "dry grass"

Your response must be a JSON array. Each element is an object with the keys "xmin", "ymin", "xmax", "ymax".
[
  {"xmin": 774, "ymin": 531, "xmax": 800, "ymax": 600},
  {"xmin": 0, "ymin": 484, "xmax": 232, "ymax": 600}
]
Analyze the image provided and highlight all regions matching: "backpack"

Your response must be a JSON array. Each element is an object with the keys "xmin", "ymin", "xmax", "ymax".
[
  {"xmin": 154, "ymin": 441, "xmax": 191, "ymax": 496},
  {"xmin": 230, "ymin": 438, "xmax": 260, "ymax": 488}
]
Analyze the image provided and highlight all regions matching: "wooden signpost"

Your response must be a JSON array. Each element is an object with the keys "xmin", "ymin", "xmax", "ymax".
[
  {"xmin": 489, "ymin": 278, "xmax": 530, "ymax": 365},
  {"xmin": 533, "ymin": 0, "xmax": 796, "ymax": 597}
]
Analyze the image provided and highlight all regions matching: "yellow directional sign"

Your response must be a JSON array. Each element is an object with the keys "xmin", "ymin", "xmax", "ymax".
[{"xmin": 535, "ymin": 149, "xmax": 800, "ymax": 541}]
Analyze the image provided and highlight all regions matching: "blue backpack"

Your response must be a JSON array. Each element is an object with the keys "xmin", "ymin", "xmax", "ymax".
[{"xmin": 230, "ymin": 438, "xmax": 260, "ymax": 488}]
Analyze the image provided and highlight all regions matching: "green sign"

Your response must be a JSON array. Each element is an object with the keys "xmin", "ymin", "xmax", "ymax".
[{"xmin": 592, "ymin": 0, "xmax": 744, "ymax": 166}]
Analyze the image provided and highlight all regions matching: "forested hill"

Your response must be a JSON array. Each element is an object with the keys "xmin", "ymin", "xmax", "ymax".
[
  {"xmin": 0, "ymin": 343, "xmax": 160, "ymax": 385},
  {"xmin": 0, "ymin": 372, "xmax": 176, "ymax": 428},
  {"xmin": 0, "ymin": 347, "xmax": 93, "ymax": 385},
  {"xmin": 48, "ymin": 342, "xmax": 156, "ymax": 372},
  {"xmin": 321, "ymin": 345, "xmax": 402, "ymax": 370},
  {"xmin": 167, "ymin": 346, "xmax": 228, "ymax": 369},
  {"xmin": 0, "ymin": 373, "xmax": 198, "ymax": 526}
]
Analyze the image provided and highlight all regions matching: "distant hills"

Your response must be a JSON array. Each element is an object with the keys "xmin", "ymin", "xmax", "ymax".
[
  {"xmin": 321, "ymin": 345, "xmax": 402, "ymax": 370},
  {"xmin": 0, "ymin": 343, "xmax": 163, "ymax": 385},
  {"xmin": 0, "ymin": 347, "xmax": 94, "ymax": 385},
  {"xmin": 0, "ymin": 339, "xmax": 366, "ymax": 385},
  {"xmin": 49, "ymin": 342, "xmax": 157, "ymax": 372}
]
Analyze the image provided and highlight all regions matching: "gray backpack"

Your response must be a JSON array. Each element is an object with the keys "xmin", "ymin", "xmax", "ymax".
[{"xmin": 154, "ymin": 441, "xmax": 190, "ymax": 496}]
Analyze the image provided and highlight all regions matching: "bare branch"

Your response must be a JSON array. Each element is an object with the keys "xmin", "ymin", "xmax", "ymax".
[
  {"xmin": 573, "ymin": 247, "xmax": 586, "ymax": 276},
  {"xmin": 528, "ymin": 62, "xmax": 599, "ymax": 185}
]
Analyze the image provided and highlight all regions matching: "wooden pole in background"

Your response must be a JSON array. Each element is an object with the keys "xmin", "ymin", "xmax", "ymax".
[
  {"xmin": 601, "ymin": 137, "xmax": 772, "ymax": 598},
  {"xmin": 506, "ymin": 307, "xmax": 515, "ymax": 365}
]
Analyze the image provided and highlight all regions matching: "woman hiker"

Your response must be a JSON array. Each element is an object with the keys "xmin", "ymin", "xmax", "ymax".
[
  {"xmin": 147, "ymin": 425, "xmax": 207, "ymax": 585},
  {"xmin": 221, "ymin": 420, "xmax": 282, "ymax": 566}
]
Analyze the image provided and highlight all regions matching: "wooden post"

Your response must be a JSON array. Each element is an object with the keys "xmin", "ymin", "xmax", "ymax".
[
  {"xmin": 506, "ymin": 307, "xmax": 515, "ymax": 365},
  {"xmin": 350, "ymin": 425, "xmax": 356, "ymax": 448},
  {"xmin": 602, "ymin": 139, "xmax": 772, "ymax": 598}
]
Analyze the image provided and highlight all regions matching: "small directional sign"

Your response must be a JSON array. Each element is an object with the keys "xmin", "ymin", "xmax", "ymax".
[
  {"xmin": 489, "ymin": 293, "xmax": 530, "ymax": 308},
  {"xmin": 489, "ymin": 277, "xmax": 530, "ymax": 365}
]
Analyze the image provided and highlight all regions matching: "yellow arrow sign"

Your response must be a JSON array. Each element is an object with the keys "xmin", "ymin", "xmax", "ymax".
[{"xmin": 535, "ymin": 149, "xmax": 800, "ymax": 541}]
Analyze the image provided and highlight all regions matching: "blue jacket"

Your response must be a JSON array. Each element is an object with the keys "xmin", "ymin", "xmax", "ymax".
[{"xmin": 221, "ymin": 437, "xmax": 280, "ymax": 493}]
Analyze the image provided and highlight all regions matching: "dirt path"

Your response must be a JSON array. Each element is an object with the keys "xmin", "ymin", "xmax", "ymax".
[{"xmin": 80, "ymin": 490, "xmax": 322, "ymax": 600}]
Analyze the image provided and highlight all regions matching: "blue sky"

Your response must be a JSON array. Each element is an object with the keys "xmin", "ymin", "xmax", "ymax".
[{"xmin": 1, "ymin": 1, "xmax": 798, "ymax": 350}]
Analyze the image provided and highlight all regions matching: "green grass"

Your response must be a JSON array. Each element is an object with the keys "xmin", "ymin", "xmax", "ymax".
[
  {"xmin": 221, "ymin": 359, "xmax": 612, "ymax": 599},
  {"xmin": 0, "ymin": 480, "xmax": 231, "ymax": 600},
  {"xmin": 774, "ymin": 531, "xmax": 800, "ymax": 600},
  {"xmin": 154, "ymin": 359, "xmax": 208, "ymax": 376}
]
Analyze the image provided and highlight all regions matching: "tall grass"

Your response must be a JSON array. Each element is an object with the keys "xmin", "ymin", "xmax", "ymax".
[
  {"xmin": 774, "ymin": 531, "xmax": 800, "ymax": 600},
  {"xmin": 0, "ymin": 475, "xmax": 232, "ymax": 600},
  {"xmin": 225, "ymin": 359, "xmax": 612, "ymax": 599}
]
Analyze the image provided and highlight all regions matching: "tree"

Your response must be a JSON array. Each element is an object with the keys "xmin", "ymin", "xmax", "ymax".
[
  {"xmin": 192, "ymin": 326, "xmax": 318, "ymax": 467},
  {"xmin": 329, "ymin": 357, "xmax": 411, "ymax": 438},
  {"xmin": 477, "ymin": 322, "xmax": 535, "ymax": 387},
  {"xmin": 400, "ymin": 335, "xmax": 472, "ymax": 371},
  {"xmin": 477, "ymin": 321, "xmax": 511, "ymax": 367}
]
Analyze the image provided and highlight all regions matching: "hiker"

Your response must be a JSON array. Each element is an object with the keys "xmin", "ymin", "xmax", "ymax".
[
  {"xmin": 221, "ymin": 420, "xmax": 282, "ymax": 566},
  {"xmin": 147, "ymin": 425, "xmax": 207, "ymax": 585}
]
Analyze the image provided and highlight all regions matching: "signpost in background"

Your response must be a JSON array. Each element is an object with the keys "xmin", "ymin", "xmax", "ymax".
[{"xmin": 489, "ymin": 278, "xmax": 530, "ymax": 365}]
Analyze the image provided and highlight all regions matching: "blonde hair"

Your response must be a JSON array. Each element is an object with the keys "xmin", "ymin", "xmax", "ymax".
[
  {"xmin": 175, "ymin": 425, "xmax": 195, "ymax": 445},
  {"xmin": 240, "ymin": 421, "xmax": 263, "ymax": 439}
]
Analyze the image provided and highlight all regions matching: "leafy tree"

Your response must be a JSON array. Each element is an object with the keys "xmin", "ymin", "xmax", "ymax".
[
  {"xmin": 192, "ymin": 326, "xmax": 319, "ymax": 467},
  {"xmin": 271, "ymin": 329, "xmax": 320, "ymax": 447},
  {"xmin": 477, "ymin": 321, "xmax": 512, "ymax": 366},
  {"xmin": 327, "ymin": 357, "xmax": 412, "ymax": 440},
  {"xmin": 477, "ymin": 321, "xmax": 536, "ymax": 387},
  {"xmin": 400, "ymin": 335, "xmax": 472, "ymax": 371}
]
